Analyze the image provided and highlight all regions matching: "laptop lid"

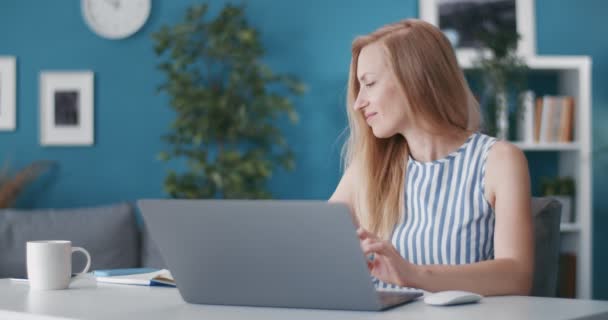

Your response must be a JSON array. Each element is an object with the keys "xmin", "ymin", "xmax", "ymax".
[{"xmin": 139, "ymin": 199, "xmax": 392, "ymax": 311}]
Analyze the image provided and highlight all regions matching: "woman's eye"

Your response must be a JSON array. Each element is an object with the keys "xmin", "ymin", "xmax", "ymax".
[{"xmin": 365, "ymin": 82, "xmax": 375, "ymax": 88}]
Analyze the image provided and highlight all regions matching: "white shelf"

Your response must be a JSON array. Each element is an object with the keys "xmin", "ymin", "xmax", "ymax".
[
  {"xmin": 461, "ymin": 55, "xmax": 591, "ymax": 70},
  {"xmin": 525, "ymin": 56, "xmax": 591, "ymax": 71},
  {"xmin": 513, "ymin": 142, "xmax": 580, "ymax": 151},
  {"xmin": 560, "ymin": 223, "xmax": 581, "ymax": 232}
]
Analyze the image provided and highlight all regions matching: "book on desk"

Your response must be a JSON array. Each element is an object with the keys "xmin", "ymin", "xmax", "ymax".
[{"xmin": 94, "ymin": 268, "xmax": 176, "ymax": 287}]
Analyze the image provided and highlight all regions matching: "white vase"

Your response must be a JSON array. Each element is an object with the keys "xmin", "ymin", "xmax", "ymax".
[
  {"xmin": 517, "ymin": 90, "xmax": 535, "ymax": 143},
  {"xmin": 496, "ymin": 91, "xmax": 509, "ymax": 140}
]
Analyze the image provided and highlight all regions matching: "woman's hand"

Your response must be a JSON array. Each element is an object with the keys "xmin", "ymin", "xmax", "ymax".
[{"xmin": 357, "ymin": 228, "xmax": 415, "ymax": 287}]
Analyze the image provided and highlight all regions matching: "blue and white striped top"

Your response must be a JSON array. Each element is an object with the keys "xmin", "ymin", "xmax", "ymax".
[{"xmin": 377, "ymin": 132, "xmax": 497, "ymax": 289}]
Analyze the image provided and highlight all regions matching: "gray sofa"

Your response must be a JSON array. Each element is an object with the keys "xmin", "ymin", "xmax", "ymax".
[
  {"xmin": 0, "ymin": 203, "xmax": 166, "ymax": 279},
  {"xmin": 0, "ymin": 198, "xmax": 561, "ymax": 296}
]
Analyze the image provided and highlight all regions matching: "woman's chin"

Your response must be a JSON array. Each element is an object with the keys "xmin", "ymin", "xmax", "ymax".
[{"xmin": 370, "ymin": 127, "xmax": 393, "ymax": 139}]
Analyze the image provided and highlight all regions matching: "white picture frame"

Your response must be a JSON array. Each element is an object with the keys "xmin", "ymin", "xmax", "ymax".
[
  {"xmin": 0, "ymin": 56, "xmax": 16, "ymax": 131},
  {"xmin": 40, "ymin": 71, "xmax": 94, "ymax": 146},
  {"xmin": 419, "ymin": 0, "xmax": 536, "ymax": 67}
]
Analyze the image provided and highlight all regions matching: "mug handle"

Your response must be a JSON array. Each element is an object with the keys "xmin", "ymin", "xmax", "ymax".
[{"xmin": 71, "ymin": 247, "xmax": 91, "ymax": 275}]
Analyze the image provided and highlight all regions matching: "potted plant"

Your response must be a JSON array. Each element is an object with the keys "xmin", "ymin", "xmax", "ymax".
[
  {"xmin": 152, "ymin": 3, "xmax": 306, "ymax": 199},
  {"xmin": 0, "ymin": 160, "xmax": 55, "ymax": 208},
  {"xmin": 473, "ymin": 28, "xmax": 528, "ymax": 140},
  {"xmin": 540, "ymin": 176, "xmax": 576, "ymax": 223}
]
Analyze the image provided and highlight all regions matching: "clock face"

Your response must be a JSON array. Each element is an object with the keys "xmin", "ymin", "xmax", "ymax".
[{"xmin": 81, "ymin": 0, "xmax": 151, "ymax": 39}]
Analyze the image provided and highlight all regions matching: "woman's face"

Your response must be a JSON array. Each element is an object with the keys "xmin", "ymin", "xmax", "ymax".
[{"xmin": 354, "ymin": 42, "xmax": 410, "ymax": 138}]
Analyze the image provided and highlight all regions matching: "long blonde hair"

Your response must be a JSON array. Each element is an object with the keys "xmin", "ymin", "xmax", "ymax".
[{"xmin": 344, "ymin": 19, "xmax": 481, "ymax": 240}]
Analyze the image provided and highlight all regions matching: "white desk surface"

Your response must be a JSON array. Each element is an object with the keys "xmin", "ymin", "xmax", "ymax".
[{"xmin": 1, "ymin": 278, "xmax": 608, "ymax": 320}]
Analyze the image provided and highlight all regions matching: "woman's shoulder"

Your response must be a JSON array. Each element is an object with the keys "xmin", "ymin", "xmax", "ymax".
[
  {"xmin": 481, "ymin": 140, "xmax": 528, "ymax": 205},
  {"xmin": 485, "ymin": 140, "xmax": 528, "ymax": 183},
  {"xmin": 470, "ymin": 133, "xmax": 520, "ymax": 156},
  {"xmin": 487, "ymin": 140, "xmax": 525, "ymax": 161}
]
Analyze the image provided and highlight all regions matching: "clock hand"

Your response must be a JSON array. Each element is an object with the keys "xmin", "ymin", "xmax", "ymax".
[{"xmin": 104, "ymin": 0, "xmax": 119, "ymax": 9}]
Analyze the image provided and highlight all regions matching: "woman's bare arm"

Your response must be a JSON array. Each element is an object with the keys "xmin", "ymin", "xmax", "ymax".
[
  {"xmin": 406, "ymin": 142, "xmax": 534, "ymax": 295},
  {"xmin": 359, "ymin": 142, "xmax": 534, "ymax": 296}
]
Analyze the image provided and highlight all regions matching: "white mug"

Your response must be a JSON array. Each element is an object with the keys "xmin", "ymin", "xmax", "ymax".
[{"xmin": 26, "ymin": 240, "xmax": 91, "ymax": 290}]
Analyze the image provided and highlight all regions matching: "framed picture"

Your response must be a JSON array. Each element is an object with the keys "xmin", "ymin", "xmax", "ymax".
[
  {"xmin": 40, "ymin": 71, "xmax": 94, "ymax": 146},
  {"xmin": 0, "ymin": 56, "xmax": 16, "ymax": 131},
  {"xmin": 419, "ymin": 0, "xmax": 536, "ymax": 66}
]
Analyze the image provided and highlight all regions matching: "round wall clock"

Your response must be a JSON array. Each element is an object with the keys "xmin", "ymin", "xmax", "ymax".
[{"xmin": 81, "ymin": 0, "xmax": 151, "ymax": 40}]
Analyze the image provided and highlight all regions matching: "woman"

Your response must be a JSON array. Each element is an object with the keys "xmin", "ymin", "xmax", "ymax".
[{"xmin": 329, "ymin": 19, "xmax": 533, "ymax": 296}]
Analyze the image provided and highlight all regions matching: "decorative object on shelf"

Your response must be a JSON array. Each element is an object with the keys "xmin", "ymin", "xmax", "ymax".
[
  {"xmin": 540, "ymin": 176, "xmax": 575, "ymax": 223},
  {"xmin": 152, "ymin": 3, "xmax": 306, "ymax": 199},
  {"xmin": 81, "ymin": 0, "xmax": 151, "ymax": 39},
  {"xmin": 495, "ymin": 90, "xmax": 510, "ymax": 140},
  {"xmin": 517, "ymin": 90, "xmax": 535, "ymax": 143},
  {"xmin": 0, "ymin": 160, "xmax": 56, "ymax": 208},
  {"xmin": 0, "ymin": 56, "xmax": 16, "ymax": 131},
  {"xmin": 39, "ymin": 71, "xmax": 95, "ymax": 146},
  {"xmin": 419, "ymin": 0, "xmax": 536, "ymax": 66}
]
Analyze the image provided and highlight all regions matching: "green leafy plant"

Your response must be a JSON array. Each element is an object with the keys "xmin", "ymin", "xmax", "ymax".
[
  {"xmin": 0, "ymin": 160, "xmax": 55, "ymax": 208},
  {"xmin": 152, "ymin": 3, "xmax": 305, "ymax": 199},
  {"xmin": 473, "ymin": 28, "xmax": 528, "ymax": 137},
  {"xmin": 540, "ymin": 176, "xmax": 576, "ymax": 196}
]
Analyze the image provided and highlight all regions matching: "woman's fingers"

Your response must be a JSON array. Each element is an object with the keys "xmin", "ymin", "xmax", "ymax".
[
  {"xmin": 360, "ymin": 238, "xmax": 375, "ymax": 254},
  {"xmin": 357, "ymin": 227, "xmax": 379, "ymax": 240},
  {"xmin": 368, "ymin": 241, "xmax": 389, "ymax": 254},
  {"xmin": 356, "ymin": 227, "xmax": 367, "ymax": 239},
  {"xmin": 360, "ymin": 238, "xmax": 391, "ymax": 255}
]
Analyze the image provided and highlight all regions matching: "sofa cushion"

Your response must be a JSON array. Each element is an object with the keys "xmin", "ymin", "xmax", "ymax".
[
  {"xmin": 0, "ymin": 203, "xmax": 140, "ymax": 279},
  {"xmin": 531, "ymin": 197, "xmax": 562, "ymax": 297}
]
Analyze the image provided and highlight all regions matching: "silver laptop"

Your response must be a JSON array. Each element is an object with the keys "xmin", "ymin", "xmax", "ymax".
[{"xmin": 138, "ymin": 199, "xmax": 422, "ymax": 311}]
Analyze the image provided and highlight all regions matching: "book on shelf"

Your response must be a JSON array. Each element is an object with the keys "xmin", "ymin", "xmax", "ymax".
[{"xmin": 534, "ymin": 95, "xmax": 575, "ymax": 143}]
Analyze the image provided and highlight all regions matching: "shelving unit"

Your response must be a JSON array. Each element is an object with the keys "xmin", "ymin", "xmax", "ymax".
[
  {"xmin": 463, "ymin": 55, "xmax": 593, "ymax": 299},
  {"xmin": 560, "ymin": 223, "xmax": 582, "ymax": 233},
  {"xmin": 513, "ymin": 142, "xmax": 580, "ymax": 151}
]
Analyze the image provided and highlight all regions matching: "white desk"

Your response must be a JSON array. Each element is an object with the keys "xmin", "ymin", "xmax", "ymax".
[{"xmin": 1, "ymin": 278, "xmax": 608, "ymax": 320}]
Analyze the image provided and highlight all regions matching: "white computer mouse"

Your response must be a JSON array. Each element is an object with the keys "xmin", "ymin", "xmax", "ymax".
[{"xmin": 423, "ymin": 290, "xmax": 482, "ymax": 306}]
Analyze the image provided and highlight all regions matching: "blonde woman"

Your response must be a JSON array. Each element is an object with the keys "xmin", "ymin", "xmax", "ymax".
[{"xmin": 329, "ymin": 19, "xmax": 533, "ymax": 296}]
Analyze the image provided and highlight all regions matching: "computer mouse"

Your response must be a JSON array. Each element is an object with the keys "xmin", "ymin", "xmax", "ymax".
[{"xmin": 423, "ymin": 290, "xmax": 482, "ymax": 306}]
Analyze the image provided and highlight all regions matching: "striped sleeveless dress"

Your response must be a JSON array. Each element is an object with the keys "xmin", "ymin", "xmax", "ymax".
[{"xmin": 376, "ymin": 132, "xmax": 497, "ymax": 290}]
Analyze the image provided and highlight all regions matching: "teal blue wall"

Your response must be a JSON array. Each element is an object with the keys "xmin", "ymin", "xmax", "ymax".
[
  {"xmin": 1, "ymin": 0, "xmax": 607, "ymax": 298},
  {"xmin": 0, "ymin": 0, "xmax": 414, "ymax": 208}
]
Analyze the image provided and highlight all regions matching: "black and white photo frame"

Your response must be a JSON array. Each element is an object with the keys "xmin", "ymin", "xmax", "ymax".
[
  {"xmin": 40, "ymin": 71, "xmax": 94, "ymax": 146},
  {"xmin": 0, "ymin": 56, "xmax": 16, "ymax": 131},
  {"xmin": 419, "ymin": 0, "xmax": 536, "ymax": 66}
]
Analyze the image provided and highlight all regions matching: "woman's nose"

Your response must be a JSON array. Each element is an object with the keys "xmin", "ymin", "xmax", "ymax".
[{"xmin": 354, "ymin": 95, "xmax": 369, "ymax": 110}]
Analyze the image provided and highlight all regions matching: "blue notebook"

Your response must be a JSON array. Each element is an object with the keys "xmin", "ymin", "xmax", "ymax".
[
  {"xmin": 95, "ymin": 269, "xmax": 175, "ymax": 287},
  {"xmin": 93, "ymin": 268, "xmax": 159, "ymax": 277}
]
